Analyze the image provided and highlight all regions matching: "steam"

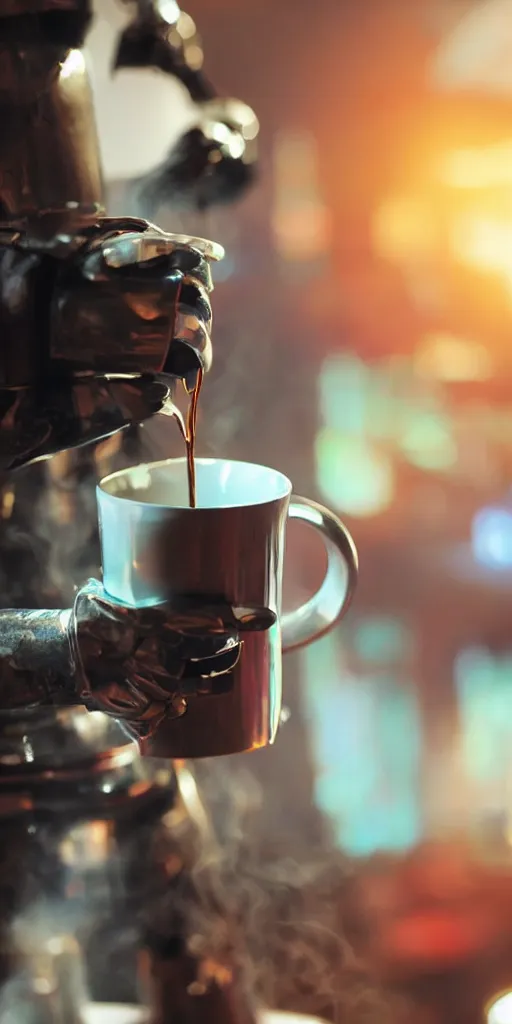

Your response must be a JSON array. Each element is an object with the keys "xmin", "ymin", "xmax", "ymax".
[
  {"xmin": 174, "ymin": 761, "xmax": 399, "ymax": 1024},
  {"xmin": 0, "ymin": 904, "xmax": 90, "ymax": 1024},
  {"xmin": 0, "ymin": 761, "xmax": 399, "ymax": 1024}
]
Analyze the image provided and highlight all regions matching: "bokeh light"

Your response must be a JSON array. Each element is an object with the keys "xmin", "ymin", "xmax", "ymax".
[
  {"xmin": 373, "ymin": 196, "xmax": 439, "ymax": 262},
  {"xmin": 272, "ymin": 130, "xmax": 331, "ymax": 264},
  {"xmin": 451, "ymin": 214, "xmax": 512, "ymax": 299},
  {"xmin": 400, "ymin": 408, "xmax": 458, "ymax": 472},
  {"xmin": 432, "ymin": 1, "xmax": 512, "ymax": 96},
  {"xmin": 455, "ymin": 647, "xmax": 512, "ymax": 787},
  {"xmin": 488, "ymin": 990, "xmax": 512, "ymax": 1024},
  {"xmin": 414, "ymin": 332, "xmax": 494, "ymax": 383},
  {"xmin": 353, "ymin": 616, "xmax": 414, "ymax": 664},
  {"xmin": 318, "ymin": 354, "xmax": 369, "ymax": 435},
  {"xmin": 472, "ymin": 502, "xmax": 512, "ymax": 570},
  {"xmin": 301, "ymin": 633, "xmax": 422, "ymax": 857},
  {"xmin": 437, "ymin": 140, "xmax": 512, "ymax": 189},
  {"xmin": 315, "ymin": 430, "xmax": 395, "ymax": 518}
]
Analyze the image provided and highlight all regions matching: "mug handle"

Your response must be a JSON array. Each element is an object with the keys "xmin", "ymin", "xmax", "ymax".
[{"xmin": 281, "ymin": 496, "xmax": 358, "ymax": 654}]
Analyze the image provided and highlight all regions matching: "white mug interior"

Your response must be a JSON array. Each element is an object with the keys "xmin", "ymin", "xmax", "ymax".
[{"xmin": 100, "ymin": 458, "xmax": 292, "ymax": 510}]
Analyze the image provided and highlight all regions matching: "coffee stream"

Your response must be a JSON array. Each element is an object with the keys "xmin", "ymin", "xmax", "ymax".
[
  {"xmin": 184, "ymin": 368, "xmax": 203, "ymax": 508},
  {"xmin": 167, "ymin": 369, "xmax": 203, "ymax": 507}
]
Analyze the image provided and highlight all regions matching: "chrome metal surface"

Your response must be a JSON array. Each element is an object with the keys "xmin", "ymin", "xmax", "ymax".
[
  {"xmin": 0, "ymin": 0, "xmax": 232, "ymax": 469},
  {"xmin": 0, "ymin": 42, "xmax": 102, "ymax": 229},
  {"xmin": 49, "ymin": 223, "xmax": 220, "ymax": 379},
  {"xmin": 0, "ymin": 220, "xmax": 221, "ymax": 468},
  {"xmin": 113, "ymin": 0, "xmax": 258, "ymax": 213},
  {"xmin": 0, "ymin": 707, "xmax": 256, "ymax": 1022},
  {"xmin": 0, "ymin": 579, "xmax": 271, "ymax": 754},
  {"xmin": 0, "ymin": 608, "xmax": 74, "ymax": 715},
  {"xmin": 114, "ymin": 0, "xmax": 215, "ymax": 103},
  {"xmin": 135, "ymin": 97, "xmax": 259, "ymax": 214},
  {"xmin": 0, "ymin": 1, "xmax": 262, "ymax": 1022},
  {"xmin": 0, "ymin": 377, "xmax": 172, "ymax": 471}
]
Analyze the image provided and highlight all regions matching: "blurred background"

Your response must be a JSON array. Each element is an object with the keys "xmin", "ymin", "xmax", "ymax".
[
  {"xmin": 84, "ymin": 0, "xmax": 512, "ymax": 860},
  {"xmin": 81, "ymin": 0, "xmax": 512, "ymax": 857}
]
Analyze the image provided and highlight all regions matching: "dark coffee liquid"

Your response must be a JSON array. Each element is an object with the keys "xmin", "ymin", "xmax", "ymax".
[
  {"xmin": 170, "ymin": 370, "xmax": 203, "ymax": 507},
  {"xmin": 184, "ymin": 368, "xmax": 203, "ymax": 508}
]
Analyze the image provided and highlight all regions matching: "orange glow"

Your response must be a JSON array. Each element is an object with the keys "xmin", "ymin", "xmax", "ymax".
[
  {"xmin": 60, "ymin": 820, "xmax": 112, "ymax": 867},
  {"xmin": 414, "ymin": 332, "xmax": 494, "ymax": 382},
  {"xmin": 373, "ymin": 134, "xmax": 512, "ymax": 311},
  {"xmin": 437, "ymin": 140, "xmax": 512, "ymax": 189},
  {"xmin": 438, "ymin": 142, "xmax": 512, "ymax": 299},
  {"xmin": 1, "ymin": 485, "xmax": 15, "ymax": 520},
  {"xmin": 272, "ymin": 202, "xmax": 332, "ymax": 262},
  {"xmin": 451, "ymin": 214, "xmax": 512, "ymax": 296},
  {"xmin": 373, "ymin": 196, "xmax": 439, "ymax": 262},
  {"xmin": 272, "ymin": 130, "xmax": 331, "ymax": 263}
]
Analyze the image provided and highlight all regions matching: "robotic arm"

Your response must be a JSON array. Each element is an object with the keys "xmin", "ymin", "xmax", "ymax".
[
  {"xmin": 0, "ymin": 0, "xmax": 259, "ymax": 746},
  {"xmin": 0, "ymin": 0, "xmax": 257, "ymax": 468}
]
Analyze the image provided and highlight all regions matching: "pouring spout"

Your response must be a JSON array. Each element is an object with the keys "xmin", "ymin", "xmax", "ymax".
[{"xmin": 164, "ymin": 313, "xmax": 212, "ymax": 384}]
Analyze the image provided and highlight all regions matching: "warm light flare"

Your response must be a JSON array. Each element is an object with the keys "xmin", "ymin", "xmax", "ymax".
[
  {"xmin": 488, "ymin": 990, "xmax": 512, "ymax": 1024},
  {"xmin": 272, "ymin": 202, "xmax": 331, "ymax": 262},
  {"xmin": 59, "ymin": 48, "xmax": 85, "ymax": 80},
  {"xmin": 374, "ymin": 134, "xmax": 512, "ymax": 309},
  {"xmin": 451, "ymin": 215, "xmax": 512, "ymax": 296},
  {"xmin": 431, "ymin": 0, "xmax": 512, "ymax": 97},
  {"xmin": 415, "ymin": 332, "xmax": 494, "ymax": 382},
  {"xmin": 438, "ymin": 141, "xmax": 512, "ymax": 189},
  {"xmin": 373, "ymin": 196, "xmax": 438, "ymax": 262}
]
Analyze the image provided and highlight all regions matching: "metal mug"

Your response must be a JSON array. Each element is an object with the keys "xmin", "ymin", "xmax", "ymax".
[{"xmin": 97, "ymin": 458, "xmax": 358, "ymax": 757}]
